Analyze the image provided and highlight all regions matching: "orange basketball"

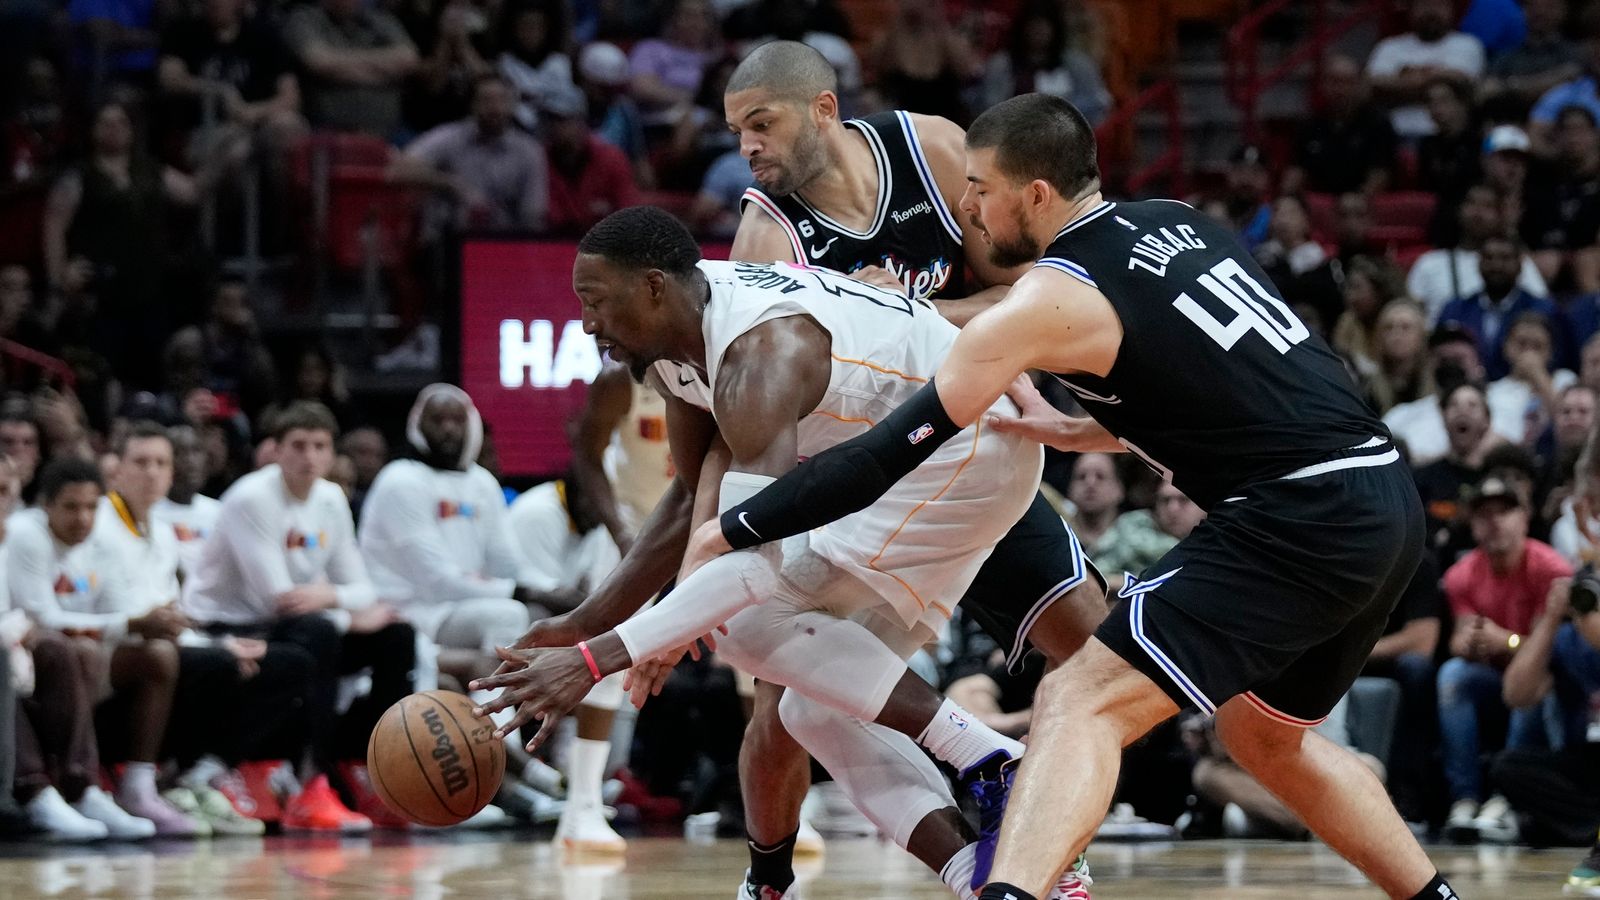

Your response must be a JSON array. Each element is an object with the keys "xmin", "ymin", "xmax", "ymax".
[{"xmin": 366, "ymin": 690, "xmax": 506, "ymax": 826}]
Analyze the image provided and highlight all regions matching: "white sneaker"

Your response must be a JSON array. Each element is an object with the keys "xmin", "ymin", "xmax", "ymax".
[
  {"xmin": 557, "ymin": 802, "xmax": 627, "ymax": 853},
  {"xmin": 499, "ymin": 781, "xmax": 565, "ymax": 824},
  {"xmin": 1221, "ymin": 802, "xmax": 1253, "ymax": 838},
  {"xmin": 1445, "ymin": 798, "xmax": 1481, "ymax": 842},
  {"xmin": 1474, "ymin": 795, "xmax": 1519, "ymax": 844},
  {"xmin": 734, "ymin": 868, "xmax": 803, "ymax": 899},
  {"xmin": 26, "ymin": 787, "xmax": 108, "ymax": 842},
  {"xmin": 795, "ymin": 817, "xmax": 825, "ymax": 856},
  {"xmin": 800, "ymin": 783, "xmax": 870, "ymax": 838},
  {"xmin": 73, "ymin": 786, "xmax": 155, "ymax": 839},
  {"xmin": 458, "ymin": 804, "xmax": 512, "ymax": 830}
]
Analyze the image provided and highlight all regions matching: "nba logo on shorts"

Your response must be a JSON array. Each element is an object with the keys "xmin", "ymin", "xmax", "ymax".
[
  {"xmin": 949, "ymin": 711, "xmax": 968, "ymax": 730},
  {"xmin": 908, "ymin": 423, "xmax": 935, "ymax": 444}
]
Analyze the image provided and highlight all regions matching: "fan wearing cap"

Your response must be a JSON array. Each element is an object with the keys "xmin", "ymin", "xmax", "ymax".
[
  {"xmin": 1192, "ymin": 144, "xmax": 1273, "ymax": 252},
  {"xmin": 541, "ymin": 84, "xmax": 641, "ymax": 235},
  {"xmin": 578, "ymin": 42, "xmax": 652, "ymax": 187},
  {"xmin": 1438, "ymin": 473, "xmax": 1572, "ymax": 840}
]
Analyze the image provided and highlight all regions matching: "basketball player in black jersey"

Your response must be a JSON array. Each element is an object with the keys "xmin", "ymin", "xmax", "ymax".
[{"xmin": 688, "ymin": 93, "xmax": 1458, "ymax": 900}]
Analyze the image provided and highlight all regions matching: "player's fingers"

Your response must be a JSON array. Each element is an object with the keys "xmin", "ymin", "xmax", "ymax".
[
  {"xmin": 700, "ymin": 631, "xmax": 719, "ymax": 652},
  {"xmin": 527, "ymin": 711, "xmax": 561, "ymax": 752},
  {"xmin": 493, "ymin": 701, "xmax": 537, "ymax": 739}
]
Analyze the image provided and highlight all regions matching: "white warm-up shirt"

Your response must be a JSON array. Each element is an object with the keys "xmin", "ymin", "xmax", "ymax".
[
  {"xmin": 183, "ymin": 465, "xmax": 375, "ymax": 626},
  {"xmin": 360, "ymin": 459, "xmax": 531, "ymax": 633},
  {"xmin": 152, "ymin": 495, "xmax": 222, "ymax": 579},
  {"xmin": 508, "ymin": 482, "xmax": 620, "ymax": 595},
  {"xmin": 92, "ymin": 494, "xmax": 182, "ymax": 615},
  {"xmin": 1365, "ymin": 31, "xmax": 1485, "ymax": 138},
  {"xmin": 7, "ymin": 508, "xmax": 140, "ymax": 640}
]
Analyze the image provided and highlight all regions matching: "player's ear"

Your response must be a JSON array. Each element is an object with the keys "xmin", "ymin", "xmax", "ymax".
[
  {"xmin": 1029, "ymin": 179, "xmax": 1052, "ymax": 214},
  {"xmin": 644, "ymin": 268, "xmax": 667, "ymax": 305},
  {"xmin": 812, "ymin": 90, "xmax": 837, "ymax": 125}
]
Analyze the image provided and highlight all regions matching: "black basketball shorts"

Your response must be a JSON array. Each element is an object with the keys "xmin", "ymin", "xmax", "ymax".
[{"xmin": 1095, "ymin": 444, "xmax": 1425, "ymax": 725}]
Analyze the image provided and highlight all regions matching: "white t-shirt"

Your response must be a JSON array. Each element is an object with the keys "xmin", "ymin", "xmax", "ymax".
[
  {"xmin": 1486, "ymin": 370, "xmax": 1577, "ymax": 444},
  {"xmin": 91, "ymin": 494, "xmax": 181, "ymax": 616},
  {"xmin": 1382, "ymin": 394, "xmax": 1449, "ymax": 465},
  {"xmin": 6, "ymin": 507, "xmax": 139, "ymax": 641},
  {"xmin": 1365, "ymin": 31, "xmax": 1485, "ymax": 137},
  {"xmin": 1407, "ymin": 248, "xmax": 1549, "ymax": 323},
  {"xmin": 151, "ymin": 495, "xmax": 222, "ymax": 580},
  {"xmin": 360, "ymin": 460, "xmax": 530, "ymax": 632},
  {"xmin": 507, "ymin": 482, "xmax": 619, "ymax": 595},
  {"xmin": 183, "ymin": 465, "xmax": 375, "ymax": 626}
]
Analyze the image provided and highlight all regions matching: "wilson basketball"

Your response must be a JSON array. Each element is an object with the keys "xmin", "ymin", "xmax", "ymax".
[{"xmin": 366, "ymin": 690, "xmax": 505, "ymax": 826}]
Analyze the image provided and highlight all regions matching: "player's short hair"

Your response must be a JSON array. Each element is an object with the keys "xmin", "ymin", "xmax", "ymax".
[
  {"xmin": 578, "ymin": 207, "xmax": 703, "ymax": 277},
  {"xmin": 726, "ymin": 40, "xmax": 837, "ymax": 104},
  {"xmin": 271, "ymin": 400, "xmax": 340, "ymax": 441},
  {"xmin": 36, "ymin": 456, "xmax": 103, "ymax": 503},
  {"xmin": 966, "ymin": 93, "xmax": 1101, "ymax": 200},
  {"xmin": 115, "ymin": 420, "xmax": 172, "ymax": 458}
]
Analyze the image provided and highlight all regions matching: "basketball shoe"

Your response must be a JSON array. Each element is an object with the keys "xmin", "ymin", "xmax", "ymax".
[
  {"xmin": 966, "ymin": 752, "xmax": 1017, "ymax": 889},
  {"xmin": 734, "ymin": 868, "xmax": 802, "ymax": 899},
  {"xmin": 282, "ymin": 774, "xmax": 372, "ymax": 833},
  {"xmin": 339, "ymin": 761, "xmax": 411, "ymax": 830},
  {"xmin": 1567, "ymin": 843, "xmax": 1600, "ymax": 896},
  {"xmin": 556, "ymin": 801, "xmax": 626, "ymax": 853},
  {"xmin": 163, "ymin": 787, "xmax": 263, "ymax": 836},
  {"xmin": 1047, "ymin": 856, "xmax": 1094, "ymax": 900},
  {"xmin": 231, "ymin": 760, "xmax": 288, "ymax": 823}
]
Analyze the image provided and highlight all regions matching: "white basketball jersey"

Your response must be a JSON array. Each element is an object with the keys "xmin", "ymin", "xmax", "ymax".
[
  {"xmin": 602, "ymin": 380, "xmax": 675, "ymax": 528},
  {"xmin": 656, "ymin": 260, "xmax": 1042, "ymax": 629}
]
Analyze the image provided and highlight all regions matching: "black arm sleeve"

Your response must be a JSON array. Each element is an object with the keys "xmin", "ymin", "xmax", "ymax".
[{"xmin": 719, "ymin": 379, "xmax": 963, "ymax": 550}]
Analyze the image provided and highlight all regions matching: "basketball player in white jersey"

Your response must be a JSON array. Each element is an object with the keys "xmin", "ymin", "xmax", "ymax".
[{"xmin": 476, "ymin": 208, "xmax": 1093, "ymax": 899}]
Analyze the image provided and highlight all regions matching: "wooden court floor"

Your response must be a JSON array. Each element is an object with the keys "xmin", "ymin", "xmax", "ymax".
[{"xmin": 0, "ymin": 832, "xmax": 1578, "ymax": 898}]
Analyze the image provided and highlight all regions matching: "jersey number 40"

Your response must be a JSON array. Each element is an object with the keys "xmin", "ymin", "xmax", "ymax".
[{"xmin": 1173, "ymin": 258, "xmax": 1309, "ymax": 354}]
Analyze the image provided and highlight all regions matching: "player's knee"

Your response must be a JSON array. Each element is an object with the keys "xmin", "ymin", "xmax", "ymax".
[
  {"xmin": 1029, "ymin": 582, "xmax": 1110, "ymax": 666},
  {"xmin": 1215, "ymin": 702, "xmax": 1306, "ymax": 763},
  {"xmin": 29, "ymin": 633, "xmax": 73, "ymax": 679},
  {"xmin": 140, "ymin": 638, "xmax": 182, "ymax": 682}
]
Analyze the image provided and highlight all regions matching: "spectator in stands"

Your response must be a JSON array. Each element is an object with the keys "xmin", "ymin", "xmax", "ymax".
[
  {"xmin": 157, "ymin": 0, "xmax": 304, "ymax": 171},
  {"xmin": 165, "ymin": 277, "xmax": 277, "ymax": 424},
  {"xmin": 182, "ymin": 401, "xmax": 416, "ymax": 832},
  {"xmin": 541, "ymin": 86, "xmax": 641, "ymax": 236},
  {"xmin": 1360, "ymin": 552, "xmax": 1442, "ymax": 824},
  {"xmin": 392, "ymin": 73, "xmax": 549, "ymax": 234},
  {"xmin": 1091, "ymin": 482, "xmax": 1204, "ymax": 590},
  {"xmin": 1332, "ymin": 255, "xmax": 1408, "ymax": 378},
  {"xmin": 1063, "ymin": 452, "xmax": 1123, "ymax": 564},
  {"xmin": 283, "ymin": 0, "xmax": 419, "ymax": 138},
  {"xmin": 1529, "ymin": 4, "xmax": 1600, "ymax": 150},
  {"xmin": 978, "ymin": 2, "xmax": 1111, "ymax": 126},
  {"xmin": 1439, "ymin": 474, "xmax": 1569, "ymax": 842},
  {"xmin": 1, "ymin": 57, "xmax": 71, "ymax": 190},
  {"xmin": 1414, "ymin": 382, "xmax": 1500, "ymax": 566},
  {"xmin": 1363, "ymin": 299, "xmax": 1434, "ymax": 415},
  {"xmin": 687, "ymin": 147, "xmax": 752, "ymax": 238},
  {"xmin": 1525, "ymin": 105, "xmax": 1600, "ymax": 294},
  {"xmin": 1437, "ymin": 233, "xmax": 1562, "ymax": 381},
  {"xmin": 0, "ymin": 265, "xmax": 53, "ymax": 353},
  {"xmin": 1482, "ymin": 0, "xmax": 1578, "ymax": 118},
  {"xmin": 43, "ymin": 101, "xmax": 212, "ymax": 389},
  {"xmin": 1538, "ymin": 383, "xmax": 1598, "ymax": 548},
  {"xmin": 361, "ymin": 385, "xmax": 544, "ymax": 689},
  {"xmin": 1480, "ymin": 125, "xmax": 1530, "ymax": 244},
  {"xmin": 408, "ymin": 0, "xmax": 495, "ymax": 132},
  {"xmin": 1410, "ymin": 185, "xmax": 1549, "ymax": 325},
  {"xmin": 8, "ymin": 457, "xmax": 206, "ymax": 836},
  {"xmin": 68, "ymin": 0, "xmax": 160, "ymax": 90},
  {"xmin": 1253, "ymin": 196, "xmax": 1328, "ymax": 305},
  {"xmin": 659, "ymin": 54, "xmax": 740, "ymax": 189},
  {"xmin": 0, "ymin": 408, "xmax": 42, "ymax": 493},
  {"xmin": 871, "ymin": 0, "xmax": 980, "ymax": 124},
  {"xmin": 260, "ymin": 344, "xmax": 351, "ymax": 430},
  {"xmin": 1485, "ymin": 311, "xmax": 1575, "ymax": 448},
  {"xmin": 579, "ymin": 42, "xmax": 652, "ymax": 188},
  {"xmin": 1283, "ymin": 53, "xmax": 1396, "ymax": 196},
  {"xmin": 1495, "ymin": 571, "xmax": 1600, "ymax": 850},
  {"xmin": 629, "ymin": 0, "xmax": 722, "ymax": 125},
  {"xmin": 1417, "ymin": 78, "xmax": 1482, "ymax": 219},
  {"xmin": 1365, "ymin": 0, "xmax": 1486, "ymax": 141},
  {"xmin": 151, "ymin": 424, "xmax": 219, "ymax": 579},
  {"xmin": 1211, "ymin": 144, "xmax": 1273, "ymax": 251},
  {"xmin": 497, "ymin": 0, "xmax": 576, "ymax": 134},
  {"xmin": 747, "ymin": 0, "xmax": 864, "ymax": 115},
  {"xmin": 337, "ymin": 426, "xmax": 386, "ymax": 522}
]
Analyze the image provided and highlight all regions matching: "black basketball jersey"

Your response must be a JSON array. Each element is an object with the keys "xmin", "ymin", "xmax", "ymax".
[
  {"xmin": 740, "ymin": 110, "xmax": 967, "ymax": 301},
  {"xmin": 1042, "ymin": 199, "xmax": 1388, "ymax": 509}
]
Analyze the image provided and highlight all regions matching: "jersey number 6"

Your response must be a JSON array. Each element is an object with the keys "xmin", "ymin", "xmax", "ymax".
[{"xmin": 1172, "ymin": 258, "xmax": 1309, "ymax": 354}]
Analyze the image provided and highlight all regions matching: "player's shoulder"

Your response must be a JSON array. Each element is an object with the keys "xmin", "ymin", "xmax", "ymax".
[
  {"xmin": 6, "ymin": 508, "xmax": 47, "ymax": 548},
  {"xmin": 367, "ymin": 458, "xmax": 427, "ymax": 493},
  {"xmin": 508, "ymin": 481, "xmax": 561, "ymax": 517},
  {"xmin": 220, "ymin": 466, "xmax": 277, "ymax": 507}
]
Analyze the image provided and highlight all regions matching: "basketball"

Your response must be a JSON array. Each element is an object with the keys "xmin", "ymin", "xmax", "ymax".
[{"xmin": 366, "ymin": 690, "xmax": 505, "ymax": 826}]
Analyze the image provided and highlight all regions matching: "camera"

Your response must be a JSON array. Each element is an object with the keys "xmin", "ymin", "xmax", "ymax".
[{"xmin": 1571, "ymin": 565, "xmax": 1600, "ymax": 615}]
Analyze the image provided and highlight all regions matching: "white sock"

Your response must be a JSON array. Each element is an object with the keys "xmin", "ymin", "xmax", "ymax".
[
  {"xmin": 917, "ymin": 699, "xmax": 1025, "ymax": 777},
  {"xmin": 120, "ymin": 762, "xmax": 159, "ymax": 803},
  {"xmin": 566, "ymin": 738, "xmax": 610, "ymax": 809},
  {"xmin": 939, "ymin": 843, "xmax": 980, "ymax": 900}
]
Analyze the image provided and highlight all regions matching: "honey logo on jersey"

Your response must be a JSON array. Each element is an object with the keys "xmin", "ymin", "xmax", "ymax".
[
  {"xmin": 286, "ymin": 529, "xmax": 327, "ymax": 550},
  {"xmin": 438, "ymin": 500, "xmax": 477, "ymax": 520}
]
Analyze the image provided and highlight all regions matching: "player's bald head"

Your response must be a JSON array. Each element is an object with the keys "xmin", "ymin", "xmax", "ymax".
[{"xmin": 727, "ymin": 40, "xmax": 836, "ymax": 104}]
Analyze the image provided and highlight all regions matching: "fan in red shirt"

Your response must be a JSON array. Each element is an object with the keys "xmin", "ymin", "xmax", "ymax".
[{"xmin": 540, "ymin": 85, "xmax": 640, "ymax": 235}]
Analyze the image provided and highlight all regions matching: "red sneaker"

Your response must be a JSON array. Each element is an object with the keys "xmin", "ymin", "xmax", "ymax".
[
  {"xmin": 338, "ymin": 762, "xmax": 411, "ymax": 830},
  {"xmin": 233, "ymin": 760, "xmax": 286, "ymax": 824},
  {"xmin": 282, "ymin": 774, "xmax": 372, "ymax": 833}
]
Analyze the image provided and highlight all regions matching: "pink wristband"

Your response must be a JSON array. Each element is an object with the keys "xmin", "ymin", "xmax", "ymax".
[{"xmin": 577, "ymin": 641, "xmax": 603, "ymax": 682}]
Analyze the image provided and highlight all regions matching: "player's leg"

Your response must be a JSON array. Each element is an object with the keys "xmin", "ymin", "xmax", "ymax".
[
  {"xmin": 334, "ymin": 621, "xmax": 417, "ymax": 828},
  {"xmin": 736, "ymin": 680, "xmax": 814, "ymax": 896},
  {"xmin": 1214, "ymin": 697, "xmax": 1437, "ymax": 898},
  {"xmin": 433, "ymin": 597, "xmax": 532, "ymax": 686},
  {"xmin": 981, "ymin": 638, "xmax": 1178, "ymax": 899},
  {"xmin": 269, "ymin": 613, "xmax": 372, "ymax": 832},
  {"xmin": 558, "ymin": 674, "xmax": 628, "ymax": 852},
  {"xmin": 108, "ymin": 638, "xmax": 205, "ymax": 835}
]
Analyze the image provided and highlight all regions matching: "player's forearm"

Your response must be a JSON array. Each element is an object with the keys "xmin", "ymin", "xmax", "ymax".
[
  {"xmin": 570, "ymin": 451, "xmax": 630, "ymax": 547},
  {"xmin": 1502, "ymin": 614, "xmax": 1559, "ymax": 707},
  {"xmin": 570, "ymin": 479, "xmax": 694, "ymax": 634},
  {"xmin": 935, "ymin": 284, "xmax": 1010, "ymax": 328},
  {"xmin": 608, "ymin": 546, "xmax": 779, "ymax": 666}
]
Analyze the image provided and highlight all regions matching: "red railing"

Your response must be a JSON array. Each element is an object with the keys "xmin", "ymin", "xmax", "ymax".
[
  {"xmin": 1225, "ymin": 0, "xmax": 1393, "ymax": 140},
  {"xmin": 0, "ymin": 339, "xmax": 75, "ymax": 388},
  {"xmin": 1095, "ymin": 79, "xmax": 1185, "ymax": 197}
]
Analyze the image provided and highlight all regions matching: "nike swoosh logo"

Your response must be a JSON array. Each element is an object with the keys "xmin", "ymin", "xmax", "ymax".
[
  {"xmin": 737, "ymin": 512, "xmax": 762, "ymax": 539},
  {"xmin": 809, "ymin": 237, "xmax": 839, "ymax": 258},
  {"xmin": 678, "ymin": 372, "xmax": 697, "ymax": 386}
]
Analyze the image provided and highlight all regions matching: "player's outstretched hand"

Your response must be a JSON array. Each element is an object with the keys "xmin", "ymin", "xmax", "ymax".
[
  {"xmin": 622, "ymin": 628, "xmax": 728, "ymax": 709},
  {"xmin": 492, "ymin": 611, "xmax": 590, "ymax": 676},
  {"xmin": 470, "ymin": 646, "xmax": 594, "ymax": 752},
  {"xmin": 989, "ymin": 374, "xmax": 1114, "ymax": 453},
  {"xmin": 848, "ymin": 265, "xmax": 908, "ymax": 296},
  {"xmin": 682, "ymin": 518, "xmax": 735, "ymax": 578}
]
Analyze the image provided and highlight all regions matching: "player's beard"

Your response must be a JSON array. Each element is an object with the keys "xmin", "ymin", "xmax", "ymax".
[
  {"xmin": 986, "ymin": 207, "xmax": 1043, "ymax": 268},
  {"xmin": 762, "ymin": 122, "xmax": 827, "ymax": 197}
]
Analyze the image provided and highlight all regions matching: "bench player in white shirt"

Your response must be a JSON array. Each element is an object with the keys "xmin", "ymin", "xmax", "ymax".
[
  {"xmin": 183, "ymin": 402, "xmax": 417, "ymax": 832},
  {"xmin": 150, "ymin": 425, "xmax": 222, "ymax": 580},
  {"xmin": 476, "ymin": 208, "xmax": 1096, "ymax": 900}
]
